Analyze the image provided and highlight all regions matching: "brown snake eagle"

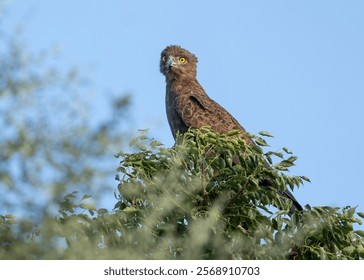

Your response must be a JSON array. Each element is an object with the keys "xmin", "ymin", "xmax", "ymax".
[{"xmin": 160, "ymin": 45, "xmax": 302, "ymax": 214}]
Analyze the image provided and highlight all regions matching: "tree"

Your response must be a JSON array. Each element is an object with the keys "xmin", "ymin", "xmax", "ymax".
[
  {"xmin": 0, "ymin": 2, "xmax": 133, "ymax": 258},
  {"xmin": 1, "ymin": 129, "xmax": 363, "ymax": 259},
  {"xmin": 112, "ymin": 129, "xmax": 364, "ymax": 259},
  {"xmin": 0, "ymin": 5, "xmax": 131, "ymax": 221}
]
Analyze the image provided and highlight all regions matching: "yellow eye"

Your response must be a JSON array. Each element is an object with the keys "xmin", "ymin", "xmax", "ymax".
[
  {"xmin": 162, "ymin": 55, "xmax": 167, "ymax": 62},
  {"xmin": 179, "ymin": 57, "xmax": 187, "ymax": 63}
]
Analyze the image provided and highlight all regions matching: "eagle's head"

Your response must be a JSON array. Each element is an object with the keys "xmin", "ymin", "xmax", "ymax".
[{"xmin": 160, "ymin": 45, "xmax": 198, "ymax": 81}]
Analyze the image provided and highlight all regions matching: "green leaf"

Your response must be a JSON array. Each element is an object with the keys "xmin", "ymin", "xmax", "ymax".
[
  {"xmin": 4, "ymin": 214, "xmax": 16, "ymax": 220},
  {"xmin": 265, "ymin": 154, "xmax": 273, "ymax": 164},
  {"xmin": 81, "ymin": 194, "xmax": 92, "ymax": 200},
  {"xmin": 300, "ymin": 176, "xmax": 311, "ymax": 182},
  {"xmin": 137, "ymin": 128, "xmax": 150, "ymax": 134},
  {"xmin": 265, "ymin": 151, "xmax": 284, "ymax": 160},
  {"xmin": 252, "ymin": 144, "xmax": 263, "ymax": 154},
  {"xmin": 129, "ymin": 137, "xmax": 138, "ymax": 147},
  {"xmin": 225, "ymin": 142, "xmax": 235, "ymax": 151},
  {"xmin": 272, "ymin": 219, "xmax": 278, "ymax": 230},
  {"xmin": 64, "ymin": 191, "xmax": 78, "ymax": 199},
  {"xmin": 357, "ymin": 212, "xmax": 364, "ymax": 219},
  {"xmin": 286, "ymin": 156, "xmax": 298, "ymax": 163},
  {"xmin": 97, "ymin": 208, "xmax": 108, "ymax": 215},
  {"xmin": 275, "ymin": 164, "xmax": 289, "ymax": 171},
  {"xmin": 355, "ymin": 230, "xmax": 364, "ymax": 237},
  {"xmin": 150, "ymin": 140, "xmax": 163, "ymax": 148},
  {"xmin": 122, "ymin": 207, "xmax": 139, "ymax": 213},
  {"xmin": 255, "ymin": 138, "xmax": 269, "ymax": 147},
  {"xmin": 259, "ymin": 131, "xmax": 274, "ymax": 137},
  {"xmin": 347, "ymin": 207, "xmax": 356, "ymax": 217},
  {"xmin": 343, "ymin": 246, "xmax": 356, "ymax": 255},
  {"xmin": 226, "ymin": 129, "xmax": 240, "ymax": 136},
  {"xmin": 282, "ymin": 147, "xmax": 293, "ymax": 154},
  {"xmin": 79, "ymin": 203, "xmax": 96, "ymax": 211},
  {"xmin": 319, "ymin": 247, "xmax": 327, "ymax": 260},
  {"xmin": 136, "ymin": 143, "xmax": 148, "ymax": 151}
]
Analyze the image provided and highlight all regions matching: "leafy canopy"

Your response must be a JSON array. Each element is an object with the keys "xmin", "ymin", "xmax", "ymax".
[{"xmin": 2, "ymin": 128, "xmax": 363, "ymax": 259}]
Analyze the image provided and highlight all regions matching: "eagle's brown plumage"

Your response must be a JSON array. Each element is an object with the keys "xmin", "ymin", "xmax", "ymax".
[
  {"xmin": 160, "ymin": 45, "xmax": 302, "ymax": 213},
  {"xmin": 160, "ymin": 45, "xmax": 253, "ymax": 145}
]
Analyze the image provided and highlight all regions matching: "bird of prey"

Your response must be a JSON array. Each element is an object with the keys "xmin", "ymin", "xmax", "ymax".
[{"xmin": 159, "ymin": 45, "xmax": 302, "ymax": 213}]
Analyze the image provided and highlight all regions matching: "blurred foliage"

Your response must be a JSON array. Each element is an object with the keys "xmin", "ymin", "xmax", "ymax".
[
  {"xmin": 1, "ymin": 129, "xmax": 363, "ymax": 259},
  {"xmin": 0, "ymin": 4, "xmax": 132, "ymax": 219}
]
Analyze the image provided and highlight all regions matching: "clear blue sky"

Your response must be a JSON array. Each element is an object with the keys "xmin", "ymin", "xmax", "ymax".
[{"xmin": 4, "ymin": 0, "xmax": 364, "ymax": 214}]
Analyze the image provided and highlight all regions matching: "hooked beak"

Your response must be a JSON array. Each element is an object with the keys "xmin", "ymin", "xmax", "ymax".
[{"xmin": 166, "ymin": 56, "xmax": 178, "ymax": 68}]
